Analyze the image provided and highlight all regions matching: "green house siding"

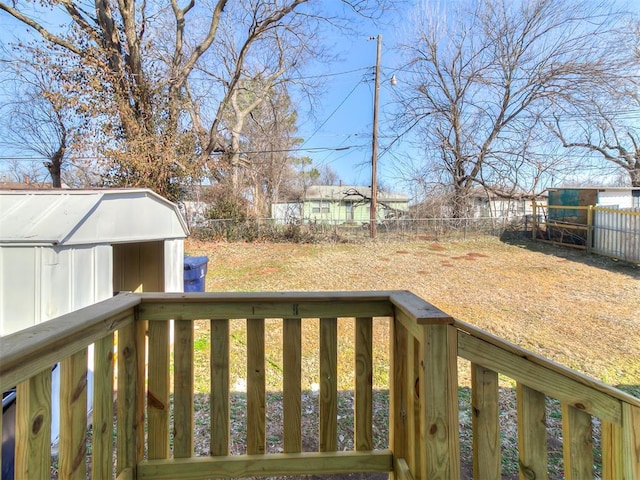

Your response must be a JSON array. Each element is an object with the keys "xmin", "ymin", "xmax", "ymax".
[{"xmin": 303, "ymin": 198, "xmax": 407, "ymax": 224}]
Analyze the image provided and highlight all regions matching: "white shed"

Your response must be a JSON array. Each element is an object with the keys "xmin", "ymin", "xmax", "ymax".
[
  {"xmin": 0, "ymin": 188, "xmax": 189, "ymax": 452},
  {"xmin": 0, "ymin": 188, "xmax": 189, "ymax": 335}
]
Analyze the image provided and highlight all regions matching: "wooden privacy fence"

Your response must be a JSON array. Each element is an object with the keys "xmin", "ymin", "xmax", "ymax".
[
  {"xmin": 532, "ymin": 204, "xmax": 640, "ymax": 263},
  {"xmin": 0, "ymin": 291, "xmax": 638, "ymax": 480}
]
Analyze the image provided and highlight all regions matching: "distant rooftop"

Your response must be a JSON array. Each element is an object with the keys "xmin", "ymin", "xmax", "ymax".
[{"xmin": 304, "ymin": 185, "xmax": 410, "ymax": 202}]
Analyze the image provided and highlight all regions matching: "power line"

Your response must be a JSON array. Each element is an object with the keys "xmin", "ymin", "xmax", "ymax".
[{"xmin": 300, "ymin": 77, "xmax": 367, "ymax": 149}]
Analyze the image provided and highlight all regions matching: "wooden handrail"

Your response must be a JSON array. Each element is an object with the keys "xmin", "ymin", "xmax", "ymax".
[
  {"xmin": 0, "ymin": 292, "xmax": 139, "ymax": 392},
  {"xmin": 1, "ymin": 291, "xmax": 637, "ymax": 480}
]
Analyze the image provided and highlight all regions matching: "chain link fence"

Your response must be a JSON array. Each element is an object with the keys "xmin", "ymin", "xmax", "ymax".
[{"xmin": 190, "ymin": 216, "xmax": 529, "ymax": 242}]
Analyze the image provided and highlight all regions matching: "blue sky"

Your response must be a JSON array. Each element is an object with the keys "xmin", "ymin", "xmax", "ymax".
[
  {"xmin": 293, "ymin": 9, "xmax": 410, "ymax": 190},
  {"xmin": 0, "ymin": 2, "xmax": 409, "ymax": 190}
]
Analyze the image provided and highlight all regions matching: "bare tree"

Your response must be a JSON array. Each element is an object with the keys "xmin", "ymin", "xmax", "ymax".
[
  {"xmin": 0, "ymin": 62, "xmax": 76, "ymax": 187},
  {"xmin": 0, "ymin": 0, "xmax": 387, "ymax": 201},
  {"xmin": 396, "ymin": 0, "xmax": 628, "ymax": 217},
  {"xmin": 550, "ymin": 20, "xmax": 640, "ymax": 187}
]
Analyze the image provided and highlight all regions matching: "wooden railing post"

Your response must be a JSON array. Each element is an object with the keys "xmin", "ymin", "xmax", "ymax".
[
  {"xmin": 92, "ymin": 334, "xmax": 115, "ymax": 479},
  {"xmin": 419, "ymin": 323, "xmax": 460, "ymax": 480},
  {"xmin": 15, "ymin": 369, "xmax": 51, "ymax": 480},
  {"xmin": 517, "ymin": 384, "xmax": 548, "ymax": 479},
  {"xmin": 471, "ymin": 364, "xmax": 500, "ymax": 478},
  {"xmin": 60, "ymin": 348, "xmax": 89, "ymax": 480},
  {"xmin": 621, "ymin": 403, "xmax": 640, "ymax": 480},
  {"xmin": 148, "ymin": 319, "xmax": 170, "ymax": 460},
  {"xmin": 117, "ymin": 320, "xmax": 144, "ymax": 477}
]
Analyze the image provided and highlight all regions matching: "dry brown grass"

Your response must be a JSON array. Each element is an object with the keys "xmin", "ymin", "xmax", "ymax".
[
  {"xmin": 183, "ymin": 236, "xmax": 639, "ymax": 479},
  {"xmin": 186, "ymin": 236, "xmax": 639, "ymax": 388}
]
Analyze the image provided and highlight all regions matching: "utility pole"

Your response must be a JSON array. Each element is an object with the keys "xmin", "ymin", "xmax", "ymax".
[{"xmin": 370, "ymin": 34, "xmax": 381, "ymax": 239}]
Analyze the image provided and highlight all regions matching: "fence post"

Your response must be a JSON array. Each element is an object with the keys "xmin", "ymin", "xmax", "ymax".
[{"xmin": 586, "ymin": 206, "xmax": 594, "ymax": 254}]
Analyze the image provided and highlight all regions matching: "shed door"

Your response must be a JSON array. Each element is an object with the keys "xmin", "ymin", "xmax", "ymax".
[{"xmin": 113, "ymin": 241, "xmax": 164, "ymax": 293}]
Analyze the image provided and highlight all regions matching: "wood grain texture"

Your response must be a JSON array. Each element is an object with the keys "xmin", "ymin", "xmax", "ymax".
[
  {"xmin": 92, "ymin": 334, "xmax": 115, "ymax": 479},
  {"xmin": 283, "ymin": 318, "xmax": 302, "ymax": 453},
  {"xmin": 517, "ymin": 383, "xmax": 548, "ymax": 480},
  {"xmin": 562, "ymin": 402, "xmax": 593, "ymax": 480},
  {"xmin": 458, "ymin": 332, "xmax": 622, "ymax": 424},
  {"xmin": 15, "ymin": 369, "xmax": 51, "ymax": 480},
  {"xmin": 621, "ymin": 403, "xmax": 640, "ymax": 480},
  {"xmin": 319, "ymin": 318, "xmax": 337, "ymax": 452},
  {"xmin": 210, "ymin": 319, "xmax": 230, "ymax": 456},
  {"xmin": 455, "ymin": 318, "xmax": 640, "ymax": 409},
  {"xmin": 390, "ymin": 318, "xmax": 408, "ymax": 463},
  {"xmin": 355, "ymin": 317, "xmax": 373, "ymax": 451},
  {"xmin": 471, "ymin": 364, "xmax": 500, "ymax": 479},
  {"xmin": 0, "ymin": 293, "xmax": 138, "ymax": 392},
  {"xmin": 136, "ymin": 450, "xmax": 394, "ymax": 480},
  {"xmin": 247, "ymin": 318, "xmax": 266, "ymax": 455},
  {"xmin": 420, "ymin": 324, "xmax": 460, "ymax": 480},
  {"xmin": 174, "ymin": 320, "xmax": 194, "ymax": 458},
  {"xmin": 601, "ymin": 420, "xmax": 622, "ymax": 480},
  {"xmin": 116, "ymin": 322, "xmax": 142, "ymax": 476},
  {"xmin": 59, "ymin": 349, "xmax": 88, "ymax": 480},
  {"xmin": 148, "ymin": 320, "xmax": 170, "ymax": 460}
]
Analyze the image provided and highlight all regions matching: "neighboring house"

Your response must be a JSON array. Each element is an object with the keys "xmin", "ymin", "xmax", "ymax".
[
  {"xmin": 272, "ymin": 185, "xmax": 410, "ymax": 225},
  {"xmin": 467, "ymin": 188, "xmax": 546, "ymax": 219},
  {"xmin": 411, "ymin": 188, "xmax": 546, "ymax": 219}
]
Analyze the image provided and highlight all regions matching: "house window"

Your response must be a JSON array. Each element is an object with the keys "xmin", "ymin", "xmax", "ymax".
[{"xmin": 311, "ymin": 201, "xmax": 329, "ymax": 214}]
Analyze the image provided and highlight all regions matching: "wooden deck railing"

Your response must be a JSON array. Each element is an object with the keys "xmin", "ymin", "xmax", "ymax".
[{"xmin": 0, "ymin": 291, "xmax": 638, "ymax": 479}]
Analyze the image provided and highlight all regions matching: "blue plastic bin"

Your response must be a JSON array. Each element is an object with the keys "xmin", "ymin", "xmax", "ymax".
[
  {"xmin": 184, "ymin": 255, "xmax": 209, "ymax": 292},
  {"xmin": 2, "ymin": 389, "xmax": 16, "ymax": 480}
]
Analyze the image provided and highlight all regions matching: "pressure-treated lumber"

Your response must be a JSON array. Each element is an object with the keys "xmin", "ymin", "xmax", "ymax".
[
  {"xmin": 472, "ymin": 364, "xmax": 500, "ymax": 479},
  {"xmin": 246, "ymin": 318, "xmax": 266, "ymax": 455},
  {"xmin": 517, "ymin": 383, "xmax": 548, "ymax": 480},
  {"xmin": 420, "ymin": 324, "xmax": 460, "ymax": 480},
  {"xmin": 59, "ymin": 349, "xmax": 89, "ymax": 480},
  {"xmin": 136, "ymin": 450, "xmax": 394, "ymax": 480},
  {"xmin": 283, "ymin": 318, "xmax": 302, "ymax": 453},
  {"xmin": 562, "ymin": 402, "xmax": 593, "ymax": 480},
  {"xmin": 14, "ymin": 369, "xmax": 51, "ymax": 480},
  {"xmin": 319, "ymin": 317, "xmax": 338, "ymax": 452},
  {"xmin": 174, "ymin": 319, "xmax": 194, "ymax": 458},
  {"xmin": 458, "ymin": 331, "xmax": 622, "ymax": 424},
  {"xmin": 137, "ymin": 291, "xmax": 394, "ymax": 321},
  {"xmin": 92, "ymin": 334, "xmax": 114, "ymax": 479},
  {"xmin": 390, "ymin": 317, "xmax": 409, "ymax": 465},
  {"xmin": 0, "ymin": 293, "xmax": 138, "ymax": 392},
  {"xmin": 355, "ymin": 317, "xmax": 373, "ymax": 451},
  {"xmin": 148, "ymin": 319, "xmax": 170, "ymax": 459},
  {"xmin": 116, "ymin": 321, "xmax": 144, "ymax": 476},
  {"xmin": 210, "ymin": 319, "xmax": 230, "ymax": 456}
]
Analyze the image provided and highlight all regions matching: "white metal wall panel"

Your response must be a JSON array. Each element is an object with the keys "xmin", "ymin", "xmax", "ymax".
[
  {"xmin": 0, "ymin": 247, "xmax": 38, "ymax": 335},
  {"xmin": 164, "ymin": 238, "xmax": 185, "ymax": 293},
  {"xmin": 40, "ymin": 247, "xmax": 73, "ymax": 322},
  {"xmin": 0, "ymin": 245, "xmax": 115, "ymax": 335},
  {"xmin": 597, "ymin": 190, "xmax": 633, "ymax": 208}
]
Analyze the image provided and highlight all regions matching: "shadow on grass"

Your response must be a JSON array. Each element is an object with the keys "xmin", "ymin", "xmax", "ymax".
[
  {"xmin": 499, "ymin": 232, "xmax": 640, "ymax": 279},
  {"xmin": 189, "ymin": 385, "xmax": 630, "ymax": 480}
]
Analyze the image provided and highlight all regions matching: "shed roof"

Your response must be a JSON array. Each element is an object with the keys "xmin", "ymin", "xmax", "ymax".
[{"xmin": 0, "ymin": 189, "xmax": 189, "ymax": 246}]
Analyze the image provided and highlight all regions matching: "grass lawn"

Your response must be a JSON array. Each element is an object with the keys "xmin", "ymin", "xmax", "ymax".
[
  {"xmin": 185, "ymin": 236, "xmax": 639, "ymax": 390},
  {"xmin": 182, "ymin": 236, "xmax": 639, "ymax": 479}
]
